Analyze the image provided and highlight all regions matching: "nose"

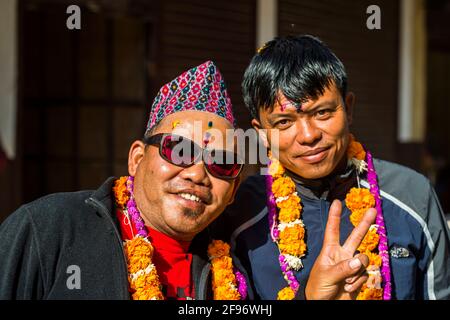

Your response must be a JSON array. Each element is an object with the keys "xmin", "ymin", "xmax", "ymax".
[
  {"xmin": 296, "ymin": 118, "xmax": 322, "ymax": 146},
  {"xmin": 178, "ymin": 161, "xmax": 212, "ymax": 187}
]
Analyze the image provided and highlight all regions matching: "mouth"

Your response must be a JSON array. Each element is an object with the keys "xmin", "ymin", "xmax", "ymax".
[
  {"xmin": 298, "ymin": 147, "xmax": 330, "ymax": 164},
  {"xmin": 172, "ymin": 192, "xmax": 207, "ymax": 215},
  {"xmin": 171, "ymin": 187, "xmax": 212, "ymax": 206},
  {"xmin": 178, "ymin": 192, "xmax": 202, "ymax": 203}
]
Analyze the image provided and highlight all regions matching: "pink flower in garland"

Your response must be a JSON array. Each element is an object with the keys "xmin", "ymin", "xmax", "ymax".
[
  {"xmin": 126, "ymin": 176, "xmax": 148, "ymax": 238},
  {"xmin": 234, "ymin": 269, "xmax": 248, "ymax": 300},
  {"xmin": 366, "ymin": 151, "xmax": 392, "ymax": 300}
]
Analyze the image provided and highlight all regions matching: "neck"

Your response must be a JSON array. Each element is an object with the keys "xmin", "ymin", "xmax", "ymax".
[
  {"xmin": 137, "ymin": 205, "xmax": 197, "ymax": 242},
  {"xmin": 141, "ymin": 215, "xmax": 195, "ymax": 243},
  {"xmin": 287, "ymin": 156, "xmax": 348, "ymax": 187}
]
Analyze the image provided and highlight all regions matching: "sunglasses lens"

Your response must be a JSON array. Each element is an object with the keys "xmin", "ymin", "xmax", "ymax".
[
  {"xmin": 156, "ymin": 134, "xmax": 242, "ymax": 178},
  {"xmin": 161, "ymin": 135, "xmax": 199, "ymax": 166},
  {"xmin": 205, "ymin": 150, "xmax": 242, "ymax": 179}
]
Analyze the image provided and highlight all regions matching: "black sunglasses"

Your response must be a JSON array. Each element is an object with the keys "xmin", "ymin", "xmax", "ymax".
[{"xmin": 143, "ymin": 133, "xmax": 243, "ymax": 180}]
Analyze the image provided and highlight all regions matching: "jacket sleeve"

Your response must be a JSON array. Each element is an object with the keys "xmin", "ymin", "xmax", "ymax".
[
  {"xmin": 418, "ymin": 184, "xmax": 450, "ymax": 300},
  {"xmin": 0, "ymin": 206, "xmax": 45, "ymax": 299}
]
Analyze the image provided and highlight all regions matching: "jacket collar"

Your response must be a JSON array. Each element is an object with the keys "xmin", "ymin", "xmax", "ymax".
[
  {"xmin": 286, "ymin": 160, "xmax": 357, "ymax": 201},
  {"xmin": 89, "ymin": 176, "xmax": 117, "ymax": 217}
]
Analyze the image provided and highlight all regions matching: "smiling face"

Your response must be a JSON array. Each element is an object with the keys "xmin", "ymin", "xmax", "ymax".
[
  {"xmin": 253, "ymin": 84, "xmax": 354, "ymax": 180},
  {"xmin": 128, "ymin": 111, "xmax": 239, "ymax": 241}
]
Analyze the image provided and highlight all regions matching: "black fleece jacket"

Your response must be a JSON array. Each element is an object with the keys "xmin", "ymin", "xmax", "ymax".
[{"xmin": 0, "ymin": 177, "xmax": 212, "ymax": 300}]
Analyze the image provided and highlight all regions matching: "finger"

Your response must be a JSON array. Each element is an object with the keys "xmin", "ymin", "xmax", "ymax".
[
  {"xmin": 345, "ymin": 254, "xmax": 369, "ymax": 283},
  {"xmin": 355, "ymin": 253, "xmax": 370, "ymax": 269},
  {"xmin": 345, "ymin": 270, "xmax": 368, "ymax": 284},
  {"xmin": 323, "ymin": 200, "xmax": 342, "ymax": 246},
  {"xmin": 343, "ymin": 208, "xmax": 377, "ymax": 252},
  {"xmin": 330, "ymin": 254, "xmax": 369, "ymax": 283},
  {"xmin": 346, "ymin": 276, "xmax": 356, "ymax": 284},
  {"xmin": 344, "ymin": 274, "xmax": 369, "ymax": 293}
]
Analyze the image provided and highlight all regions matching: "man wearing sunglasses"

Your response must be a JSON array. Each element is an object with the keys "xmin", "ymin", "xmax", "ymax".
[{"xmin": 0, "ymin": 61, "xmax": 244, "ymax": 300}]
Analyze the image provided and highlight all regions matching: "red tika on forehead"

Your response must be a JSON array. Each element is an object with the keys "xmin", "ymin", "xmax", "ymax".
[
  {"xmin": 146, "ymin": 61, "xmax": 236, "ymax": 132},
  {"xmin": 280, "ymin": 101, "xmax": 302, "ymax": 112}
]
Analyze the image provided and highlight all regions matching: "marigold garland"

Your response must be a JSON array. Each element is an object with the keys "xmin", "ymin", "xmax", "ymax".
[
  {"xmin": 357, "ymin": 226, "xmax": 380, "ymax": 252},
  {"xmin": 347, "ymin": 134, "xmax": 366, "ymax": 161},
  {"xmin": 345, "ymin": 188, "xmax": 383, "ymax": 299},
  {"xmin": 345, "ymin": 137, "xmax": 388, "ymax": 299},
  {"xmin": 267, "ymin": 134, "xmax": 391, "ymax": 300},
  {"xmin": 113, "ymin": 176, "xmax": 129, "ymax": 209},
  {"xmin": 208, "ymin": 240, "xmax": 242, "ymax": 300},
  {"xmin": 279, "ymin": 207, "xmax": 301, "ymax": 223},
  {"xmin": 344, "ymin": 135, "xmax": 389, "ymax": 300},
  {"xmin": 267, "ymin": 154, "xmax": 304, "ymax": 300},
  {"xmin": 113, "ymin": 176, "xmax": 246, "ymax": 300},
  {"xmin": 365, "ymin": 250, "xmax": 382, "ymax": 268},
  {"xmin": 277, "ymin": 287, "xmax": 296, "ymax": 300},
  {"xmin": 272, "ymin": 176, "xmax": 296, "ymax": 197},
  {"xmin": 113, "ymin": 177, "xmax": 164, "ymax": 300},
  {"xmin": 357, "ymin": 283, "xmax": 383, "ymax": 300}
]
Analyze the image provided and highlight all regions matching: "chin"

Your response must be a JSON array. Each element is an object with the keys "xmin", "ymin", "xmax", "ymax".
[
  {"xmin": 167, "ymin": 222, "xmax": 203, "ymax": 239},
  {"xmin": 304, "ymin": 172, "xmax": 330, "ymax": 180},
  {"xmin": 292, "ymin": 162, "xmax": 335, "ymax": 180},
  {"xmin": 166, "ymin": 211, "xmax": 206, "ymax": 230}
]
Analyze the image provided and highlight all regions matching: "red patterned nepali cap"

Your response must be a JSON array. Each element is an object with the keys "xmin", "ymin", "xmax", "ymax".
[{"xmin": 146, "ymin": 60, "xmax": 236, "ymax": 132}]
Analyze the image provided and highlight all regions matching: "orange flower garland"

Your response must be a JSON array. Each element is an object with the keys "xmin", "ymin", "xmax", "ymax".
[
  {"xmin": 268, "ymin": 155, "xmax": 305, "ymax": 300},
  {"xmin": 345, "ymin": 137, "xmax": 383, "ymax": 300},
  {"xmin": 347, "ymin": 134, "xmax": 366, "ymax": 161},
  {"xmin": 347, "ymin": 134, "xmax": 368, "ymax": 173},
  {"xmin": 126, "ymin": 239, "xmax": 164, "ymax": 300},
  {"xmin": 278, "ymin": 224, "xmax": 306, "ymax": 257},
  {"xmin": 208, "ymin": 240, "xmax": 242, "ymax": 300},
  {"xmin": 113, "ymin": 178, "xmax": 164, "ymax": 300},
  {"xmin": 268, "ymin": 134, "xmax": 386, "ymax": 300},
  {"xmin": 346, "ymin": 188, "xmax": 375, "ymax": 226},
  {"xmin": 272, "ymin": 176, "xmax": 296, "ymax": 198},
  {"xmin": 113, "ymin": 176, "xmax": 130, "ymax": 209},
  {"xmin": 113, "ymin": 177, "xmax": 245, "ymax": 300},
  {"xmin": 277, "ymin": 287, "xmax": 296, "ymax": 300}
]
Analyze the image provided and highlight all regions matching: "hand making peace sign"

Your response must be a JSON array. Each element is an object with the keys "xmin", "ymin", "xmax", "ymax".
[{"xmin": 305, "ymin": 199, "xmax": 378, "ymax": 300}]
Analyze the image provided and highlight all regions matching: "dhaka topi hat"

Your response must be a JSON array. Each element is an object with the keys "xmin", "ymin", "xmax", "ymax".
[{"xmin": 146, "ymin": 60, "xmax": 236, "ymax": 132}]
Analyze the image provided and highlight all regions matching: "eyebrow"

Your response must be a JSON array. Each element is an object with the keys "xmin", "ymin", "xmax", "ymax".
[
  {"xmin": 267, "ymin": 112, "xmax": 297, "ymax": 122},
  {"xmin": 300, "ymin": 101, "xmax": 339, "ymax": 113},
  {"xmin": 268, "ymin": 101, "xmax": 339, "ymax": 120}
]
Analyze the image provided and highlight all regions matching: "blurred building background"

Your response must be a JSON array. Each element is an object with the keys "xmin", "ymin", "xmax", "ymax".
[{"xmin": 0, "ymin": 0, "xmax": 449, "ymax": 223}]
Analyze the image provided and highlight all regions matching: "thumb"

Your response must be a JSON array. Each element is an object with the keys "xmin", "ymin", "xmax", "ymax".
[{"xmin": 330, "ymin": 254, "xmax": 369, "ymax": 282}]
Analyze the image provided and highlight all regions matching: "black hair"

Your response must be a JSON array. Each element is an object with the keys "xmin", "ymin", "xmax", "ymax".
[{"xmin": 242, "ymin": 35, "xmax": 348, "ymax": 119}]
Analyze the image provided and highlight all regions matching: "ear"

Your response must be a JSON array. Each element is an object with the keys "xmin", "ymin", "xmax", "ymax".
[
  {"xmin": 128, "ymin": 140, "xmax": 146, "ymax": 177},
  {"xmin": 344, "ymin": 92, "xmax": 355, "ymax": 126},
  {"xmin": 252, "ymin": 118, "xmax": 269, "ymax": 149},
  {"xmin": 227, "ymin": 176, "xmax": 241, "ymax": 205}
]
